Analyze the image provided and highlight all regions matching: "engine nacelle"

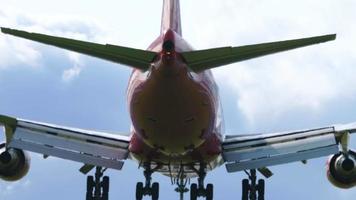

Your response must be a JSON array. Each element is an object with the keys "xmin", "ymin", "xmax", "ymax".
[
  {"xmin": 0, "ymin": 146, "xmax": 31, "ymax": 182},
  {"xmin": 326, "ymin": 150, "xmax": 356, "ymax": 189}
]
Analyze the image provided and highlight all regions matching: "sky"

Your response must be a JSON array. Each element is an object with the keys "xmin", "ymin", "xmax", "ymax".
[{"xmin": 0, "ymin": 0, "xmax": 356, "ymax": 199}]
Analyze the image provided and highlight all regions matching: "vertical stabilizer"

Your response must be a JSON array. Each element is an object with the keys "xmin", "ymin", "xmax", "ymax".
[{"xmin": 161, "ymin": 0, "xmax": 182, "ymax": 36}]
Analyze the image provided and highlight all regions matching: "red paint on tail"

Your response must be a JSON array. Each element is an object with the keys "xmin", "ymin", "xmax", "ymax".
[{"xmin": 161, "ymin": 0, "xmax": 182, "ymax": 36}]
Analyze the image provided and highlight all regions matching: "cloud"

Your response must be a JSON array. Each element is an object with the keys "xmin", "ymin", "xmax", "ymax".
[
  {"xmin": 62, "ymin": 52, "xmax": 84, "ymax": 82},
  {"xmin": 0, "ymin": 10, "xmax": 42, "ymax": 69},
  {"xmin": 0, "ymin": 179, "xmax": 31, "ymax": 197},
  {"xmin": 0, "ymin": 35, "xmax": 42, "ymax": 69},
  {"xmin": 1, "ymin": 0, "xmax": 356, "ymax": 122},
  {"xmin": 214, "ymin": 56, "xmax": 356, "ymax": 125},
  {"xmin": 0, "ymin": 7, "xmax": 114, "ymax": 81},
  {"xmin": 183, "ymin": 0, "xmax": 356, "ymax": 126}
]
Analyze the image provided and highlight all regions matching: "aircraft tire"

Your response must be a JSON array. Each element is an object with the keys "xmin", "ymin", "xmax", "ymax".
[
  {"xmin": 85, "ymin": 192, "xmax": 93, "ymax": 200},
  {"xmin": 190, "ymin": 183, "xmax": 198, "ymax": 200},
  {"xmin": 86, "ymin": 175, "xmax": 94, "ymax": 200},
  {"xmin": 87, "ymin": 176, "xmax": 94, "ymax": 192},
  {"xmin": 102, "ymin": 194, "xmax": 108, "ymax": 200},
  {"xmin": 102, "ymin": 176, "xmax": 110, "ymax": 193},
  {"xmin": 206, "ymin": 183, "xmax": 213, "ymax": 200},
  {"xmin": 242, "ymin": 179, "xmax": 249, "ymax": 200},
  {"xmin": 136, "ymin": 182, "xmax": 144, "ymax": 200},
  {"xmin": 152, "ymin": 182, "xmax": 159, "ymax": 200},
  {"xmin": 257, "ymin": 179, "xmax": 265, "ymax": 200}
]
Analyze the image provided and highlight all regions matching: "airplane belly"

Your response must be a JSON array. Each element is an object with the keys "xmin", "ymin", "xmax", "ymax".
[
  {"xmin": 129, "ymin": 132, "xmax": 223, "ymax": 178},
  {"xmin": 130, "ymin": 66, "xmax": 215, "ymax": 155}
]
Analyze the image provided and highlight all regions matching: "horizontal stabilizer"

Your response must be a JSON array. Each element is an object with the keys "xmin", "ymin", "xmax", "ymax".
[
  {"xmin": 182, "ymin": 34, "xmax": 336, "ymax": 72},
  {"xmin": 1, "ymin": 27, "xmax": 157, "ymax": 71}
]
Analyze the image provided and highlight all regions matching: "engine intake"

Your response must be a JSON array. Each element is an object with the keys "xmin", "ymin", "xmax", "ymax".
[
  {"xmin": 327, "ymin": 150, "xmax": 356, "ymax": 189},
  {"xmin": 0, "ymin": 146, "xmax": 30, "ymax": 181}
]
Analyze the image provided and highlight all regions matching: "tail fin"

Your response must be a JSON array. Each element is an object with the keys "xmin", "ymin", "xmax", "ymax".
[{"xmin": 161, "ymin": 0, "xmax": 182, "ymax": 36}]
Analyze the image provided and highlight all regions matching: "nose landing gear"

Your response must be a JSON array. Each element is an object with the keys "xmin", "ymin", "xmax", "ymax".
[
  {"xmin": 242, "ymin": 169, "xmax": 265, "ymax": 200},
  {"xmin": 175, "ymin": 177, "xmax": 189, "ymax": 200}
]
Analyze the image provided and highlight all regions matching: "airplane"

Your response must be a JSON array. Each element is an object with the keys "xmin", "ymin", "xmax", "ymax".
[{"xmin": 0, "ymin": 0, "xmax": 355, "ymax": 200}]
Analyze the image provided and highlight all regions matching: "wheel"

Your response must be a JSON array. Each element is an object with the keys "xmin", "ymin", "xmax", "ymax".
[
  {"xmin": 85, "ymin": 192, "xmax": 93, "ymax": 200},
  {"xmin": 257, "ymin": 179, "xmax": 265, "ymax": 200},
  {"xmin": 102, "ymin": 176, "xmax": 110, "ymax": 193},
  {"xmin": 206, "ymin": 184, "xmax": 213, "ymax": 200},
  {"xmin": 136, "ymin": 182, "xmax": 144, "ymax": 200},
  {"xmin": 152, "ymin": 182, "xmax": 159, "ymax": 200},
  {"xmin": 242, "ymin": 179, "xmax": 249, "ymax": 200},
  {"xmin": 85, "ymin": 177, "xmax": 94, "ymax": 200},
  {"xmin": 87, "ymin": 176, "xmax": 94, "ymax": 191},
  {"xmin": 190, "ymin": 183, "xmax": 198, "ymax": 200}
]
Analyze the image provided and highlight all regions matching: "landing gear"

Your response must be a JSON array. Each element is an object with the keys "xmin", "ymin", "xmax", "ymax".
[
  {"xmin": 190, "ymin": 163, "xmax": 213, "ymax": 200},
  {"xmin": 242, "ymin": 169, "xmax": 265, "ymax": 200},
  {"xmin": 136, "ymin": 163, "xmax": 160, "ymax": 200},
  {"xmin": 175, "ymin": 176, "xmax": 189, "ymax": 200},
  {"xmin": 86, "ymin": 167, "xmax": 109, "ymax": 200}
]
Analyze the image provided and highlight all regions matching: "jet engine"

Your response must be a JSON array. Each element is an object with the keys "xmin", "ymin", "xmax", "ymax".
[
  {"xmin": 0, "ymin": 145, "xmax": 30, "ymax": 181},
  {"xmin": 327, "ymin": 150, "xmax": 356, "ymax": 189}
]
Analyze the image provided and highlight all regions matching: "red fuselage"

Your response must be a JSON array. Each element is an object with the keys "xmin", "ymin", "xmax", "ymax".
[{"xmin": 127, "ymin": 30, "xmax": 223, "ymax": 175}]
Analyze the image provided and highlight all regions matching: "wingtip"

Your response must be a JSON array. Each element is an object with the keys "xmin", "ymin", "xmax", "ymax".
[
  {"xmin": 330, "ymin": 33, "xmax": 337, "ymax": 40},
  {"xmin": 0, "ymin": 27, "xmax": 16, "ymax": 34},
  {"xmin": 320, "ymin": 33, "xmax": 337, "ymax": 42},
  {"xmin": 1, "ymin": 27, "xmax": 9, "ymax": 33},
  {"xmin": 0, "ymin": 114, "xmax": 17, "ymax": 126}
]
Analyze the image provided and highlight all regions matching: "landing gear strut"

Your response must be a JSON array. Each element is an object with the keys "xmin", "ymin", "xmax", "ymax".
[
  {"xmin": 175, "ymin": 177, "xmax": 189, "ymax": 200},
  {"xmin": 190, "ymin": 163, "xmax": 213, "ymax": 200},
  {"xmin": 136, "ymin": 163, "xmax": 160, "ymax": 200},
  {"xmin": 242, "ymin": 169, "xmax": 265, "ymax": 200},
  {"xmin": 86, "ymin": 167, "xmax": 109, "ymax": 200}
]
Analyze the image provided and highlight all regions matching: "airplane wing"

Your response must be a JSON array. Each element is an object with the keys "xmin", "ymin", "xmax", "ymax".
[
  {"xmin": 181, "ymin": 34, "xmax": 336, "ymax": 72},
  {"xmin": 222, "ymin": 122, "xmax": 356, "ymax": 173},
  {"xmin": 0, "ymin": 27, "xmax": 157, "ymax": 71},
  {"xmin": 0, "ymin": 115, "xmax": 130, "ymax": 170}
]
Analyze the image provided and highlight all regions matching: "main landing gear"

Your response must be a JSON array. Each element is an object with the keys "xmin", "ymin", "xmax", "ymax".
[
  {"xmin": 136, "ymin": 163, "xmax": 160, "ymax": 200},
  {"xmin": 242, "ymin": 169, "xmax": 265, "ymax": 200},
  {"xmin": 190, "ymin": 163, "xmax": 213, "ymax": 200},
  {"xmin": 86, "ymin": 167, "xmax": 110, "ymax": 200}
]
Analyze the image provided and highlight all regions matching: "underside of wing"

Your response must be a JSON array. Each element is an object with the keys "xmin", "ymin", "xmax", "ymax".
[
  {"xmin": 222, "ymin": 123, "xmax": 356, "ymax": 173},
  {"xmin": 182, "ymin": 34, "xmax": 336, "ymax": 72},
  {"xmin": 1, "ymin": 27, "xmax": 157, "ymax": 71},
  {"xmin": 0, "ymin": 115, "xmax": 131, "ymax": 170}
]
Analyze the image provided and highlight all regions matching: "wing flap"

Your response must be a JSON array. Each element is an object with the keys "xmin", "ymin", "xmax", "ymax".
[
  {"xmin": 222, "ymin": 123, "xmax": 356, "ymax": 173},
  {"xmin": 182, "ymin": 34, "xmax": 336, "ymax": 72},
  {"xmin": 223, "ymin": 134, "xmax": 337, "ymax": 162},
  {"xmin": 1, "ymin": 27, "xmax": 157, "ymax": 71},
  {"xmin": 10, "ymin": 139, "xmax": 125, "ymax": 170},
  {"xmin": 1, "ymin": 115, "xmax": 130, "ymax": 170},
  {"xmin": 225, "ymin": 145, "xmax": 338, "ymax": 172}
]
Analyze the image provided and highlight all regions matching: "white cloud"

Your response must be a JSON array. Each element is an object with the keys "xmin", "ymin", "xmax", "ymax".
[
  {"xmin": 183, "ymin": 0, "xmax": 356, "ymax": 126},
  {"xmin": 0, "ymin": 10, "xmax": 42, "ymax": 69},
  {"xmin": 1, "ymin": 0, "xmax": 356, "ymax": 122},
  {"xmin": 0, "ymin": 1, "xmax": 355, "ymax": 200},
  {"xmin": 62, "ymin": 52, "xmax": 83, "ymax": 82},
  {"xmin": 0, "ymin": 36, "xmax": 42, "ymax": 69},
  {"xmin": 0, "ymin": 179, "xmax": 31, "ymax": 197},
  {"xmin": 214, "ymin": 56, "xmax": 356, "ymax": 125},
  {"xmin": 0, "ymin": 7, "xmax": 114, "ymax": 81}
]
